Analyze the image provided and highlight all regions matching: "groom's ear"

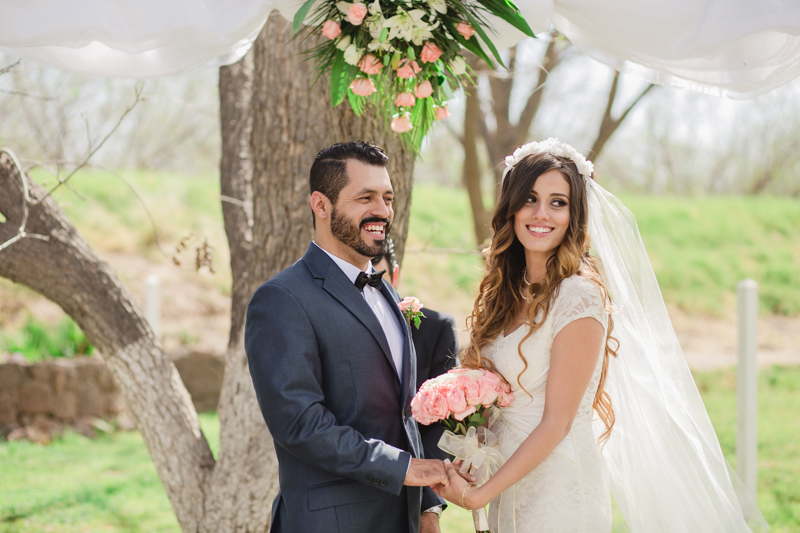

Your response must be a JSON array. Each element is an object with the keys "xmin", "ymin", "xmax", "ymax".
[{"xmin": 310, "ymin": 191, "xmax": 331, "ymax": 222}]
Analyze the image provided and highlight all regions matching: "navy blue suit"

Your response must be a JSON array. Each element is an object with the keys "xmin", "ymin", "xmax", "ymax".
[
  {"xmin": 245, "ymin": 243, "xmax": 443, "ymax": 533},
  {"xmin": 412, "ymin": 308, "xmax": 457, "ymax": 460}
]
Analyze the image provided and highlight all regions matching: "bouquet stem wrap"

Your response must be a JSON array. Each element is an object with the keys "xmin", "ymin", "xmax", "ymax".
[{"xmin": 438, "ymin": 426, "xmax": 508, "ymax": 533}]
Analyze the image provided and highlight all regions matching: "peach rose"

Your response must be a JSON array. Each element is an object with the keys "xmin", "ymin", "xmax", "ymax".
[
  {"xmin": 457, "ymin": 21, "xmax": 475, "ymax": 39},
  {"xmin": 414, "ymin": 80, "xmax": 434, "ymax": 99},
  {"xmin": 477, "ymin": 374, "xmax": 500, "ymax": 406},
  {"xmin": 399, "ymin": 295, "xmax": 422, "ymax": 310},
  {"xmin": 419, "ymin": 41, "xmax": 443, "ymax": 64},
  {"xmin": 358, "ymin": 54, "xmax": 382, "ymax": 75},
  {"xmin": 391, "ymin": 114, "xmax": 412, "ymax": 133},
  {"xmin": 349, "ymin": 78, "xmax": 376, "ymax": 96},
  {"xmin": 428, "ymin": 391, "xmax": 450, "ymax": 421},
  {"xmin": 446, "ymin": 387, "xmax": 468, "ymax": 414},
  {"xmin": 396, "ymin": 59, "xmax": 421, "ymax": 79},
  {"xmin": 435, "ymin": 105, "xmax": 451, "ymax": 120},
  {"xmin": 321, "ymin": 20, "xmax": 341, "ymax": 40},
  {"xmin": 411, "ymin": 389, "xmax": 435, "ymax": 425},
  {"xmin": 460, "ymin": 375, "xmax": 483, "ymax": 405},
  {"xmin": 347, "ymin": 3, "xmax": 368, "ymax": 25}
]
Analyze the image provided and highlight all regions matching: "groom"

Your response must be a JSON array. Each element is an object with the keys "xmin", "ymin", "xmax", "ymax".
[{"xmin": 245, "ymin": 141, "xmax": 447, "ymax": 533}]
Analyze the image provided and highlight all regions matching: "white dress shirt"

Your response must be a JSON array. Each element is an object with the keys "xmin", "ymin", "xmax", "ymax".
[{"xmin": 314, "ymin": 243, "xmax": 405, "ymax": 377}]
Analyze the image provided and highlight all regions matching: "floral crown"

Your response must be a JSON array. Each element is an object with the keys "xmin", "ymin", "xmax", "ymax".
[{"xmin": 503, "ymin": 138, "xmax": 594, "ymax": 181}]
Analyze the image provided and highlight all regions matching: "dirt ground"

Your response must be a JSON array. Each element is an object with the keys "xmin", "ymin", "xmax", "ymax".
[{"xmin": 3, "ymin": 252, "xmax": 799, "ymax": 370}]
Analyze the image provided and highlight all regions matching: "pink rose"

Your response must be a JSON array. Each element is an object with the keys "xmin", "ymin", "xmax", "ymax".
[
  {"xmin": 347, "ymin": 3, "xmax": 368, "ymax": 25},
  {"xmin": 453, "ymin": 404, "xmax": 476, "ymax": 421},
  {"xmin": 349, "ymin": 78, "xmax": 376, "ymax": 96},
  {"xmin": 419, "ymin": 41, "xmax": 443, "ymax": 64},
  {"xmin": 446, "ymin": 387, "xmax": 468, "ymax": 414},
  {"xmin": 394, "ymin": 92, "xmax": 416, "ymax": 108},
  {"xmin": 460, "ymin": 375, "xmax": 483, "ymax": 406},
  {"xmin": 358, "ymin": 54, "xmax": 382, "ymax": 75},
  {"xmin": 497, "ymin": 382, "xmax": 514, "ymax": 407},
  {"xmin": 414, "ymin": 80, "xmax": 433, "ymax": 99},
  {"xmin": 457, "ymin": 21, "xmax": 475, "ymax": 39},
  {"xmin": 399, "ymin": 296, "xmax": 423, "ymax": 312},
  {"xmin": 411, "ymin": 389, "xmax": 435, "ymax": 425},
  {"xmin": 396, "ymin": 59, "xmax": 421, "ymax": 79},
  {"xmin": 428, "ymin": 391, "xmax": 450, "ymax": 421},
  {"xmin": 434, "ymin": 105, "xmax": 451, "ymax": 120},
  {"xmin": 391, "ymin": 114, "xmax": 412, "ymax": 133},
  {"xmin": 477, "ymin": 374, "xmax": 500, "ymax": 406},
  {"xmin": 321, "ymin": 20, "xmax": 341, "ymax": 40}
]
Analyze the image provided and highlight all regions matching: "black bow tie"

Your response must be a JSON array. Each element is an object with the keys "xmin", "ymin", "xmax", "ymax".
[{"xmin": 355, "ymin": 270, "xmax": 386, "ymax": 292}]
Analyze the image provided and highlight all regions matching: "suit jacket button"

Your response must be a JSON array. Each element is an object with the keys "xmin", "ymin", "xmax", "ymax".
[
  {"xmin": 380, "ymin": 481, "xmax": 387, "ymax": 487},
  {"xmin": 367, "ymin": 476, "xmax": 374, "ymax": 483}
]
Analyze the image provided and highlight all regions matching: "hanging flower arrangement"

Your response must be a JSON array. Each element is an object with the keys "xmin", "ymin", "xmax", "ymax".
[{"xmin": 293, "ymin": 0, "xmax": 535, "ymax": 152}]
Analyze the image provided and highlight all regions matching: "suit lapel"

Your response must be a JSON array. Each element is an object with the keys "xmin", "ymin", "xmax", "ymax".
[
  {"xmin": 303, "ymin": 244, "xmax": 400, "ymax": 384},
  {"xmin": 380, "ymin": 283, "xmax": 415, "ymax": 408}
]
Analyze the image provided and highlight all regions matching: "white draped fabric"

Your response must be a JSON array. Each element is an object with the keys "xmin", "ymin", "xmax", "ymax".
[{"xmin": 1, "ymin": 0, "xmax": 800, "ymax": 94}]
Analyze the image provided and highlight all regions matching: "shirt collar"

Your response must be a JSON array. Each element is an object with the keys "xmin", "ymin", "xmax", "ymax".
[{"xmin": 313, "ymin": 241, "xmax": 374, "ymax": 285}]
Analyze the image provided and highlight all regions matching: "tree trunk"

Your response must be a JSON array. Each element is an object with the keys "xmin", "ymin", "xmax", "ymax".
[
  {"xmin": 206, "ymin": 10, "xmax": 417, "ymax": 531},
  {"xmin": 462, "ymin": 85, "xmax": 491, "ymax": 246},
  {"xmin": 0, "ymin": 10, "xmax": 416, "ymax": 533},
  {"xmin": 0, "ymin": 150, "xmax": 215, "ymax": 532}
]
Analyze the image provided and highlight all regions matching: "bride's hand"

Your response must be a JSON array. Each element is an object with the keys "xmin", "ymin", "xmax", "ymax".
[
  {"xmin": 451, "ymin": 459, "xmax": 477, "ymax": 484},
  {"xmin": 431, "ymin": 459, "xmax": 478, "ymax": 509}
]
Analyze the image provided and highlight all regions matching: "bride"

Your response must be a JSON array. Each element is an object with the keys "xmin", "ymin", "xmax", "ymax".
[{"xmin": 432, "ymin": 139, "xmax": 767, "ymax": 532}]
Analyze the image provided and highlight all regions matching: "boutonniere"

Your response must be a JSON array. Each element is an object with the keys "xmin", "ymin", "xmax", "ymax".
[{"xmin": 399, "ymin": 296, "xmax": 425, "ymax": 329}]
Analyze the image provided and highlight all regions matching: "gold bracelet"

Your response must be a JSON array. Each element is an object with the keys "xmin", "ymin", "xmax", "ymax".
[{"xmin": 461, "ymin": 485, "xmax": 470, "ymax": 509}]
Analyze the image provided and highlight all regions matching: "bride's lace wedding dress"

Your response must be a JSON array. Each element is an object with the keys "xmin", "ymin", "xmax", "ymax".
[{"xmin": 484, "ymin": 274, "xmax": 611, "ymax": 533}]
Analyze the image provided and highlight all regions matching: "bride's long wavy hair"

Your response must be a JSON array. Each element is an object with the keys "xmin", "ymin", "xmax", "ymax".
[{"xmin": 460, "ymin": 152, "xmax": 619, "ymax": 443}]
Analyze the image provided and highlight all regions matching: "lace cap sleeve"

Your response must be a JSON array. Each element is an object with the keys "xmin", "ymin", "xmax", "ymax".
[{"xmin": 551, "ymin": 275, "xmax": 608, "ymax": 338}]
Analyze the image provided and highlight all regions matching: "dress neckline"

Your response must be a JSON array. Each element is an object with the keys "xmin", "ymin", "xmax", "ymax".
[{"xmin": 502, "ymin": 323, "xmax": 528, "ymax": 339}]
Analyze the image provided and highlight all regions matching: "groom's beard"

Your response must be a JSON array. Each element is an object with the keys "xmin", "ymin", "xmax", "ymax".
[{"xmin": 330, "ymin": 206, "xmax": 390, "ymax": 258}]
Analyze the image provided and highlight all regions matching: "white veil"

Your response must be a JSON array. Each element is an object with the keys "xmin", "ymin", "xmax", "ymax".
[{"xmin": 585, "ymin": 178, "xmax": 769, "ymax": 532}]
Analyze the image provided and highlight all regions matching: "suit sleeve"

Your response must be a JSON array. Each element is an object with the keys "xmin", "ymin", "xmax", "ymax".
[
  {"xmin": 431, "ymin": 313, "xmax": 457, "ymax": 376},
  {"xmin": 419, "ymin": 313, "xmax": 458, "ymax": 461},
  {"xmin": 245, "ymin": 282, "xmax": 411, "ymax": 495}
]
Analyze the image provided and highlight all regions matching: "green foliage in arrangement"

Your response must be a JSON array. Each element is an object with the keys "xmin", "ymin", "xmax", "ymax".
[
  {"xmin": 0, "ymin": 317, "xmax": 93, "ymax": 362},
  {"xmin": 1, "ymin": 370, "xmax": 798, "ymax": 531}
]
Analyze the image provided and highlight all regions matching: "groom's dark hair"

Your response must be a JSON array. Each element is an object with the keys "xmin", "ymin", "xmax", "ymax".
[{"xmin": 310, "ymin": 140, "xmax": 389, "ymax": 209}]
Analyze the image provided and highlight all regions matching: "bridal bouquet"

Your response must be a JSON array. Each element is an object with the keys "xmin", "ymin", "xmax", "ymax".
[
  {"xmin": 411, "ymin": 367, "xmax": 513, "ymax": 532},
  {"xmin": 293, "ymin": 0, "xmax": 535, "ymax": 152}
]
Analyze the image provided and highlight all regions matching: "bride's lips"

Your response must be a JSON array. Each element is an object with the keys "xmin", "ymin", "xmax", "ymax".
[{"xmin": 525, "ymin": 224, "xmax": 554, "ymax": 238}]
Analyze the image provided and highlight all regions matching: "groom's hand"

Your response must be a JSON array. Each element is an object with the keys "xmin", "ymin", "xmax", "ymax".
[{"xmin": 404, "ymin": 458, "xmax": 448, "ymax": 486}]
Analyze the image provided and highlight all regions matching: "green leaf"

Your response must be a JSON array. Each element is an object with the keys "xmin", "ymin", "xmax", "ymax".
[
  {"xmin": 456, "ymin": 4, "xmax": 505, "ymax": 66},
  {"xmin": 442, "ymin": 19, "xmax": 494, "ymax": 67},
  {"xmin": 292, "ymin": 0, "xmax": 320, "ymax": 35},
  {"xmin": 413, "ymin": 316, "xmax": 421, "ymax": 329},
  {"xmin": 347, "ymin": 89, "xmax": 366, "ymax": 116},
  {"xmin": 329, "ymin": 52, "xmax": 350, "ymax": 108},
  {"xmin": 476, "ymin": 0, "xmax": 536, "ymax": 38}
]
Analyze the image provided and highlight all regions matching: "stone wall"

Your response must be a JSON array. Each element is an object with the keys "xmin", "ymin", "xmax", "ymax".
[{"xmin": 0, "ymin": 352, "xmax": 224, "ymax": 442}]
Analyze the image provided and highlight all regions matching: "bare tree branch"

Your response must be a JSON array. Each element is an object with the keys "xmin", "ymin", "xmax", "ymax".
[
  {"xmin": 589, "ymin": 74, "xmax": 656, "ymax": 159},
  {"xmin": 34, "ymin": 83, "xmax": 145, "ymax": 204},
  {"xmin": 0, "ymin": 147, "xmax": 51, "ymax": 252},
  {"xmin": 0, "ymin": 59, "xmax": 21, "ymax": 76}
]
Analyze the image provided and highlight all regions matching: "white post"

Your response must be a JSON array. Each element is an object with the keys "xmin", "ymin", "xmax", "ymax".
[
  {"xmin": 737, "ymin": 279, "xmax": 758, "ymax": 516},
  {"xmin": 145, "ymin": 274, "xmax": 161, "ymax": 340}
]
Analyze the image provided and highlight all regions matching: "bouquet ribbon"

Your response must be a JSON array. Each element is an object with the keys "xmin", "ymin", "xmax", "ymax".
[{"xmin": 438, "ymin": 426, "xmax": 514, "ymax": 532}]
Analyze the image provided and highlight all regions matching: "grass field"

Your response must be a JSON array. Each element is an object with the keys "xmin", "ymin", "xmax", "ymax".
[{"xmin": 1, "ymin": 367, "xmax": 798, "ymax": 532}]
